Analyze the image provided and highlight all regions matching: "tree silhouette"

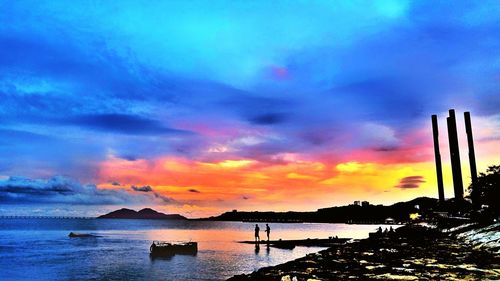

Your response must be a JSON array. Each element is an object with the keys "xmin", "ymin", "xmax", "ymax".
[{"xmin": 468, "ymin": 165, "xmax": 500, "ymax": 216}]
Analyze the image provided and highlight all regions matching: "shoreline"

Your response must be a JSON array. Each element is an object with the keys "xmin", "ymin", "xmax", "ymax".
[{"xmin": 228, "ymin": 224, "xmax": 500, "ymax": 280}]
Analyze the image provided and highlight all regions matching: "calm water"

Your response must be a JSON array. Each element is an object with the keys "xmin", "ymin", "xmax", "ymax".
[{"xmin": 0, "ymin": 219, "xmax": 390, "ymax": 280}]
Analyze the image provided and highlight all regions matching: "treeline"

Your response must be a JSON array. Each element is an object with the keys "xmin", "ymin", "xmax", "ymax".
[{"xmin": 207, "ymin": 197, "xmax": 438, "ymax": 223}]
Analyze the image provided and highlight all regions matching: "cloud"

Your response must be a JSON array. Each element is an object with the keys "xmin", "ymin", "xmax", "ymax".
[
  {"xmin": 64, "ymin": 114, "xmax": 190, "ymax": 136},
  {"xmin": 188, "ymin": 189, "xmax": 200, "ymax": 193},
  {"xmin": 151, "ymin": 193, "xmax": 176, "ymax": 204},
  {"xmin": 0, "ymin": 176, "xmax": 175, "ymax": 205},
  {"xmin": 119, "ymin": 155, "xmax": 139, "ymax": 161},
  {"xmin": 129, "ymin": 184, "xmax": 176, "ymax": 204},
  {"xmin": 395, "ymin": 176, "xmax": 426, "ymax": 189},
  {"xmin": 248, "ymin": 112, "xmax": 289, "ymax": 125},
  {"xmin": 0, "ymin": 129, "xmax": 55, "ymax": 142},
  {"xmin": 131, "ymin": 185, "xmax": 153, "ymax": 192}
]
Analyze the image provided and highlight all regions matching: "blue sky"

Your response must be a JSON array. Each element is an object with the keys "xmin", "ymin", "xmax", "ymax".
[{"xmin": 0, "ymin": 1, "xmax": 499, "ymax": 216}]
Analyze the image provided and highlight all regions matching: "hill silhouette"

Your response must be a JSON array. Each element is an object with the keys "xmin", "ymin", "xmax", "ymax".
[
  {"xmin": 98, "ymin": 208, "xmax": 187, "ymax": 220},
  {"xmin": 207, "ymin": 197, "xmax": 438, "ymax": 223}
]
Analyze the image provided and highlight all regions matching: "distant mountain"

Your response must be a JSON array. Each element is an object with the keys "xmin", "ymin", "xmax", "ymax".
[
  {"xmin": 205, "ymin": 197, "xmax": 439, "ymax": 223},
  {"xmin": 98, "ymin": 208, "xmax": 187, "ymax": 220}
]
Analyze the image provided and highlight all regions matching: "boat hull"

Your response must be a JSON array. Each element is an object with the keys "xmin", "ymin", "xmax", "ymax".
[{"xmin": 150, "ymin": 242, "xmax": 198, "ymax": 257}]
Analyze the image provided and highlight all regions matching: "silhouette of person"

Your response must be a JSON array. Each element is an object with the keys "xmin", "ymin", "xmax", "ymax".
[
  {"xmin": 254, "ymin": 224, "xmax": 260, "ymax": 242},
  {"xmin": 150, "ymin": 241, "xmax": 157, "ymax": 253},
  {"xmin": 265, "ymin": 224, "xmax": 271, "ymax": 241},
  {"xmin": 377, "ymin": 227, "xmax": 382, "ymax": 234}
]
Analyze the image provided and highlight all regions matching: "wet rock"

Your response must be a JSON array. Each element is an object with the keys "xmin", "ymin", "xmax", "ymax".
[
  {"xmin": 228, "ymin": 224, "xmax": 500, "ymax": 281},
  {"xmin": 365, "ymin": 265, "xmax": 386, "ymax": 270},
  {"xmin": 371, "ymin": 273, "xmax": 419, "ymax": 280},
  {"xmin": 280, "ymin": 275, "xmax": 291, "ymax": 281}
]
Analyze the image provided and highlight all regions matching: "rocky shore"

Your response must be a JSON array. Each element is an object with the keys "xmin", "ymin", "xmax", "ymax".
[{"xmin": 228, "ymin": 224, "xmax": 499, "ymax": 280}]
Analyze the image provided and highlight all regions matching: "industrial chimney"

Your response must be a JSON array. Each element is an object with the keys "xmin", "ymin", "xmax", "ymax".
[
  {"xmin": 431, "ymin": 115, "xmax": 445, "ymax": 202},
  {"xmin": 447, "ymin": 109, "xmax": 464, "ymax": 201},
  {"xmin": 464, "ymin": 112, "xmax": 478, "ymax": 186}
]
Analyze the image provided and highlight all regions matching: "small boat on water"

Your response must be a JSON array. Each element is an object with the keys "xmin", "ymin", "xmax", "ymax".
[
  {"xmin": 68, "ymin": 232, "xmax": 97, "ymax": 238},
  {"xmin": 150, "ymin": 241, "xmax": 198, "ymax": 257}
]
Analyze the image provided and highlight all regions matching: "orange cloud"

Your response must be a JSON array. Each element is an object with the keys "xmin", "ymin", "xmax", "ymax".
[{"xmin": 95, "ymin": 121, "xmax": 500, "ymax": 218}]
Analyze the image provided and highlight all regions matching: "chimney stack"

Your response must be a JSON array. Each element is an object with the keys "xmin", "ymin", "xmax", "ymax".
[
  {"xmin": 431, "ymin": 115, "xmax": 445, "ymax": 202},
  {"xmin": 464, "ymin": 112, "xmax": 478, "ymax": 186},
  {"xmin": 447, "ymin": 109, "xmax": 464, "ymax": 201}
]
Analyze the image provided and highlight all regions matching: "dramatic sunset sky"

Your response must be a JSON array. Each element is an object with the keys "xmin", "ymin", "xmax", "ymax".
[{"xmin": 1, "ymin": 1, "xmax": 499, "ymax": 217}]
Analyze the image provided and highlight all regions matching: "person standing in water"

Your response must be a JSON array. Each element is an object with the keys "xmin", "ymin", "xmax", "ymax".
[
  {"xmin": 254, "ymin": 224, "xmax": 260, "ymax": 242},
  {"xmin": 265, "ymin": 224, "xmax": 271, "ymax": 241}
]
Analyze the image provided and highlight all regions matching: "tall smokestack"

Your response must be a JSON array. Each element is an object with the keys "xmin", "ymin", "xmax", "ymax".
[
  {"xmin": 447, "ymin": 109, "xmax": 464, "ymax": 201},
  {"xmin": 464, "ymin": 112, "xmax": 477, "ymax": 186},
  {"xmin": 432, "ymin": 115, "xmax": 445, "ymax": 202}
]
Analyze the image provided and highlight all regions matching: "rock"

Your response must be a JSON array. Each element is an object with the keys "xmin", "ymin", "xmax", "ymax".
[
  {"xmin": 280, "ymin": 275, "xmax": 291, "ymax": 281},
  {"xmin": 371, "ymin": 273, "xmax": 419, "ymax": 280},
  {"xmin": 307, "ymin": 267, "xmax": 318, "ymax": 273},
  {"xmin": 365, "ymin": 265, "xmax": 386, "ymax": 270},
  {"xmin": 392, "ymin": 267, "xmax": 414, "ymax": 273},
  {"xmin": 227, "ymin": 224, "xmax": 500, "ymax": 281}
]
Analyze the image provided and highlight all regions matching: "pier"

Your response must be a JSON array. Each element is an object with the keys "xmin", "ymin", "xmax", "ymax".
[{"xmin": 238, "ymin": 237, "xmax": 351, "ymax": 249}]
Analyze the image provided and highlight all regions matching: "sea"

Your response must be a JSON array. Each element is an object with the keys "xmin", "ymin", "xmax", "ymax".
[{"xmin": 0, "ymin": 218, "xmax": 393, "ymax": 281}]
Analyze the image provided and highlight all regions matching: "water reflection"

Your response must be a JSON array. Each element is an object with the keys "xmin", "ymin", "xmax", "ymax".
[{"xmin": 0, "ymin": 219, "xmax": 400, "ymax": 281}]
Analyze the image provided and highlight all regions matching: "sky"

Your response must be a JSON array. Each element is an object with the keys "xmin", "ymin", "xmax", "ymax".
[{"xmin": 0, "ymin": 0, "xmax": 499, "ymax": 217}]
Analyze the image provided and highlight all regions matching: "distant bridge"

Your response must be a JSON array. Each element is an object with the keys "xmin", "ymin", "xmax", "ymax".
[{"xmin": 0, "ymin": 216, "xmax": 94, "ymax": 219}]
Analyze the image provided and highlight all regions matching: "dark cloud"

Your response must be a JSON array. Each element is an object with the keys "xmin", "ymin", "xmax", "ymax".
[
  {"xmin": 296, "ymin": 128, "xmax": 341, "ymax": 147},
  {"xmin": 129, "ymin": 185, "xmax": 176, "ymax": 204},
  {"xmin": 111, "ymin": 181, "xmax": 121, "ymax": 186},
  {"xmin": 119, "ymin": 155, "xmax": 139, "ymax": 161},
  {"xmin": 395, "ymin": 176, "xmax": 426, "ymax": 189},
  {"xmin": 0, "ymin": 176, "xmax": 154, "ymax": 205},
  {"xmin": 152, "ymin": 193, "xmax": 176, "ymax": 204},
  {"xmin": 131, "ymin": 185, "xmax": 153, "ymax": 192},
  {"xmin": 64, "ymin": 114, "xmax": 190, "ymax": 136},
  {"xmin": 218, "ymin": 94, "xmax": 294, "ymax": 125},
  {"xmin": 248, "ymin": 112, "xmax": 289, "ymax": 125},
  {"xmin": 373, "ymin": 146, "xmax": 400, "ymax": 152},
  {"xmin": 188, "ymin": 189, "xmax": 201, "ymax": 193},
  {"xmin": 0, "ymin": 176, "xmax": 178, "ymax": 205}
]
